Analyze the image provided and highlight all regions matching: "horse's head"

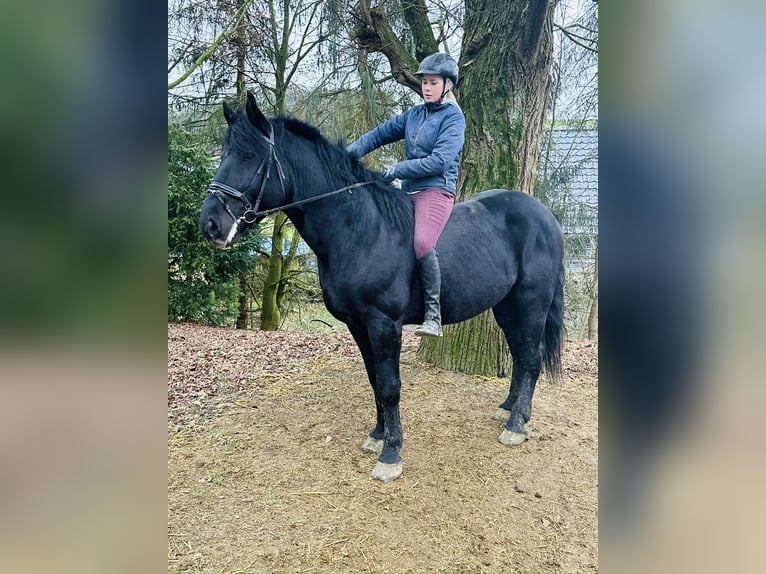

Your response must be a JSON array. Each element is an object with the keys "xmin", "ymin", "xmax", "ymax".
[{"xmin": 200, "ymin": 93, "xmax": 287, "ymax": 248}]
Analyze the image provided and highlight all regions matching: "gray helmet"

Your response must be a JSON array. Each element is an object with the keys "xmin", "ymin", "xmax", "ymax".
[{"xmin": 416, "ymin": 53, "xmax": 458, "ymax": 84}]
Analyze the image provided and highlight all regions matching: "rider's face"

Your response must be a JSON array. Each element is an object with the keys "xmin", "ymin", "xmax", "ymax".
[{"xmin": 421, "ymin": 75, "xmax": 446, "ymax": 103}]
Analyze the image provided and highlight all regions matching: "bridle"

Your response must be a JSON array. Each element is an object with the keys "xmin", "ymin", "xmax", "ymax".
[
  {"xmin": 206, "ymin": 123, "xmax": 375, "ymax": 243},
  {"xmin": 206, "ymin": 123, "xmax": 287, "ymax": 243}
]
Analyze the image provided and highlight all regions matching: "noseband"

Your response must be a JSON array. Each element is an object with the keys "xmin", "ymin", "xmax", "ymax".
[{"xmin": 206, "ymin": 123, "xmax": 287, "ymax": 241}]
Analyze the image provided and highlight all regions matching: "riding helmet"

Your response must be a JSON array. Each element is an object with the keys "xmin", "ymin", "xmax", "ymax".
[{"xmin": 416, "ymin": 53, "xmax": 459, "ymax": 85}]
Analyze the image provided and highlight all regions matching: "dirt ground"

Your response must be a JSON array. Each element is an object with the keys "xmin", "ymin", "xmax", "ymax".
[{"xmin": 168, "ymin": 323, "xmax": 598, "ymax": 573}]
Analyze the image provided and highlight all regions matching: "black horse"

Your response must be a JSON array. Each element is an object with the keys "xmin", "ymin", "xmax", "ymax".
[{"xmin": 200, "ymin": 93, "xmax": 565, "ymax": 481}]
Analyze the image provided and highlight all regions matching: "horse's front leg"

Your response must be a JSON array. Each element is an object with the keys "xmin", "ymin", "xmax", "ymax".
[
  {"xmin": 366, "ymin": 317, "xmax": 404, "ymax": 482},
  {"xmin": 348, "ymin": 326, "xmax": 385, "ymax": 454}
]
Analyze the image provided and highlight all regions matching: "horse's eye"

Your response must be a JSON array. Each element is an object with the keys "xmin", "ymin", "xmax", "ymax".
[{"xmin": 242, "ymin": 152, "xmax": 254, "ymax": 161}]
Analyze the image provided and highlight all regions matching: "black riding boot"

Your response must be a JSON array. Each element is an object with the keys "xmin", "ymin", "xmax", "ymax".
[{"xmin": 415, "ymin": 249, "xmax": 443, "ymax": 337}]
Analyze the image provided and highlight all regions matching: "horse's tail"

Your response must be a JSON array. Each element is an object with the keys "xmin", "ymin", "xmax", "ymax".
[{"xmin": 543, "ymin": 261, "xmax": 565, "ymax": 382}]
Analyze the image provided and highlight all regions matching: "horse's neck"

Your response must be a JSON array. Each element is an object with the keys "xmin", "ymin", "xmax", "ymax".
[
  {"xmin": 281, "ymin": 148, "xmax": 362, "ymax": 259},
  {"xmin": 279, "ymin": 138, "xmax": 399, "ymax": 261},
  {"xmin": 286, "ymin": 196, "xmax": 357, "ymax": 261}
]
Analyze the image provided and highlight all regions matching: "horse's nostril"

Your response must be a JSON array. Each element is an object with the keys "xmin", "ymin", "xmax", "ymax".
[{"xmin": 204, "ymin": 218, "xmax": 219, "ymax": 239}]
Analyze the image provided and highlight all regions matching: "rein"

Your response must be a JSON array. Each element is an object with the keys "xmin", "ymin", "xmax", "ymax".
[
  {"xmin": 207, "ymin": 125, "xmax": 375, "ymax": 240},
  {"xmin": 250, "ymin": 180, "xmax": 374, "ymax": 218}
]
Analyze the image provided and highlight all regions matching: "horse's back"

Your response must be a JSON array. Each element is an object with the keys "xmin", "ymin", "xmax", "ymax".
[
  {"xmin": 441, "ymin": 189, "xmax": 562, "ymax": 256},
  {"xmin": 459, "ymin": 188, "xmax": 560, "ymax": 230}
]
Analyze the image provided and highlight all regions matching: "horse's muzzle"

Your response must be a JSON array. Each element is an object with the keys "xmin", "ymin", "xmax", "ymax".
[{"xmin": 200, "ymin": 213, "xmax": 233, "ymax": 248}]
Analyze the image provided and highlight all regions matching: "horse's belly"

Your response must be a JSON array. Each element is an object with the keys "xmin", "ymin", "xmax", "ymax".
[{"xmin": 441, "ymin": 280, "xmax": 512, "ymax": 324}]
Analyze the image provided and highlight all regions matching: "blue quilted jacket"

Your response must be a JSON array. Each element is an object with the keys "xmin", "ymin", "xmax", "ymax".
[{"xmin": 346, "ymin": 100, "xmax": 465, "ymax": 195}]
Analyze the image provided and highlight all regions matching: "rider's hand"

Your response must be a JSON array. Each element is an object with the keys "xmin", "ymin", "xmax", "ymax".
[{"xmin": 382, "ymin": 167, "xmax": 396, "ymax": 182}]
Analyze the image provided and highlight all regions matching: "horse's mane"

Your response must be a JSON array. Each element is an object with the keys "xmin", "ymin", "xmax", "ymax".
[
  {"xmin": 276, "ymin": 116, "xmax": 414, "ymax": 231},
  {"xmin": 224, "ymin": 112, "xmax": 267, "ymax": 156},
  {"xmin": 226, "ymin": 112, "xmax": 414, "ymax": 232}
]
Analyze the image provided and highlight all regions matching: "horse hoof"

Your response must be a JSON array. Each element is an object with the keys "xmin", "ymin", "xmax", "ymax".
[
  {"xmin": 372, "ymin": 462, "xmax": 403, "ymax": 482},
  {"xmin": 361, "ymin": 437, "xmax": 384, "ymax": 454},
  {"xmin": 493, "ymin": 408, "xmax": 512, "ymax": 422},
  {"xmin": 498, "ymin": 429, "xmax": 528, "ymax": 446}
]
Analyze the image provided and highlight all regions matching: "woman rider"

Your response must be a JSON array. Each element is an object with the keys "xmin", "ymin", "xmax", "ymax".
[{"xmin": 346, "ymin": 53, "xmax": 465, "ymax": 337}]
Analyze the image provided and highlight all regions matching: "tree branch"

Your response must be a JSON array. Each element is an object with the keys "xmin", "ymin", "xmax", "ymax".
[
  {"xmin": 351, "ymin": 0, "xmax": 422, "ymax": 94},
  {"xmin": 168, "ymin": 0, "xmax": 255, "ymax": 90},
  {"xmin": 554, "ymin": 23, "xmax": 598, "ymax": 54},
  {"xmin": 168, "ymin": 39, "xmax": 196, "ymax": 74},
  {"xmin": 401, "ymin": 0, "xmax": 439, "ymax": 62}
]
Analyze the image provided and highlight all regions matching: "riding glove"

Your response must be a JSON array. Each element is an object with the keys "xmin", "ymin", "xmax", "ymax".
[{"xmin": 382, "ymin": 166, "xmax": 397, "ymax": 181}]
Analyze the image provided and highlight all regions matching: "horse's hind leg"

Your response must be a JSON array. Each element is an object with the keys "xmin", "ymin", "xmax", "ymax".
[
  {"xmin": 492, "ymin": 292, "xmax": 548, "ymax": 445},
  {"xmin": 499, "ymin": 339, "xmax": 541, "ymax": 445},
  {"xmin": 348, "ymin": 326, "xmax": 385, "ymax": 454},
  {"xmin": 493, "ymin": 356, "xmax": 521, "ymax": 423}
]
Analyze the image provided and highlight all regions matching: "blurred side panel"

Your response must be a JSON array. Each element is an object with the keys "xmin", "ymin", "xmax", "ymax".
[
  {"xmin": 600, "ymin": 1, "xmax": 766, "ymax": 573},
  {"xmin": 0, "ymin": 1, "xmax": 167, "ymax": 573}
]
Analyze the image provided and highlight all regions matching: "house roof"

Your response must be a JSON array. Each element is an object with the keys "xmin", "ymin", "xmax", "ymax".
[{"xmin": 539, "ymin": 127, "xmax": 598, "ymax": 235}]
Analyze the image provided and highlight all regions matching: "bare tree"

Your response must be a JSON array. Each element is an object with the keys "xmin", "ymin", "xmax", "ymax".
[{"xmin": 169, "ymin": 0, "xmax": 350, "ymax": 330}]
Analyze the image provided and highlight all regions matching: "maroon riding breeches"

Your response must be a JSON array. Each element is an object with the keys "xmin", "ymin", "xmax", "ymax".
[{"xmin": 410, "ymin": 188, "xmax": 455, "ymax": 259}]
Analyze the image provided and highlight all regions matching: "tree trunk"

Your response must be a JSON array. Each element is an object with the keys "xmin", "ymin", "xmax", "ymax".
[
  {"xmin": 236, "ymin": 274, "xmax": 250, "ymax": 329},
  {"xmin": 401, "ymin": 0, "xmax": 439, "ymax": 62},
  {"xmin": 417, "ymin": 309, "xmax": 513, "ymax": 376},
  {"xmin": 260, "ymin": 211, "xmax": 288, "ymax": 330},
  {"xmin": 259, "ymin": 0, "xmax": 298, "ymax": 331},
  {"xmin": 417, "ymin": 0, "xmax": 558, "ymax": 375},
  {"xmin": 235, "ymin": 0, "xmax": 251, "ymax": 329},
  {"xmin": 587, "ymin": 238, "xmax": 598, "ymax": 339},
  {"xmin": 276, "ymin": 224, "xmax": 300, "ymax": 312}
]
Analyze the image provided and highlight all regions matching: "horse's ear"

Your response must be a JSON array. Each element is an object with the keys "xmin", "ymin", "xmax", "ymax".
[
  {"xmin": 245, "ymin": 92, "xmax": 271, "ymax": 137},
  {"xmin": 222, "ymin": 101, "xmax": 236, "ymax": 125}
]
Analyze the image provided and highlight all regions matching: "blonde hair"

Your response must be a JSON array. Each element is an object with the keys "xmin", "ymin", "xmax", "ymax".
[{"xmin": 442, "ymin": 79, "xmax": 457, "ymax": 103}]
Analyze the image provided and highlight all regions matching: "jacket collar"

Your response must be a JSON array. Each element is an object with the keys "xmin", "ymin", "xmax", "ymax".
[{"xmin": 423, "ymin": 99, "xmax": 460, "ymax": 112}]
